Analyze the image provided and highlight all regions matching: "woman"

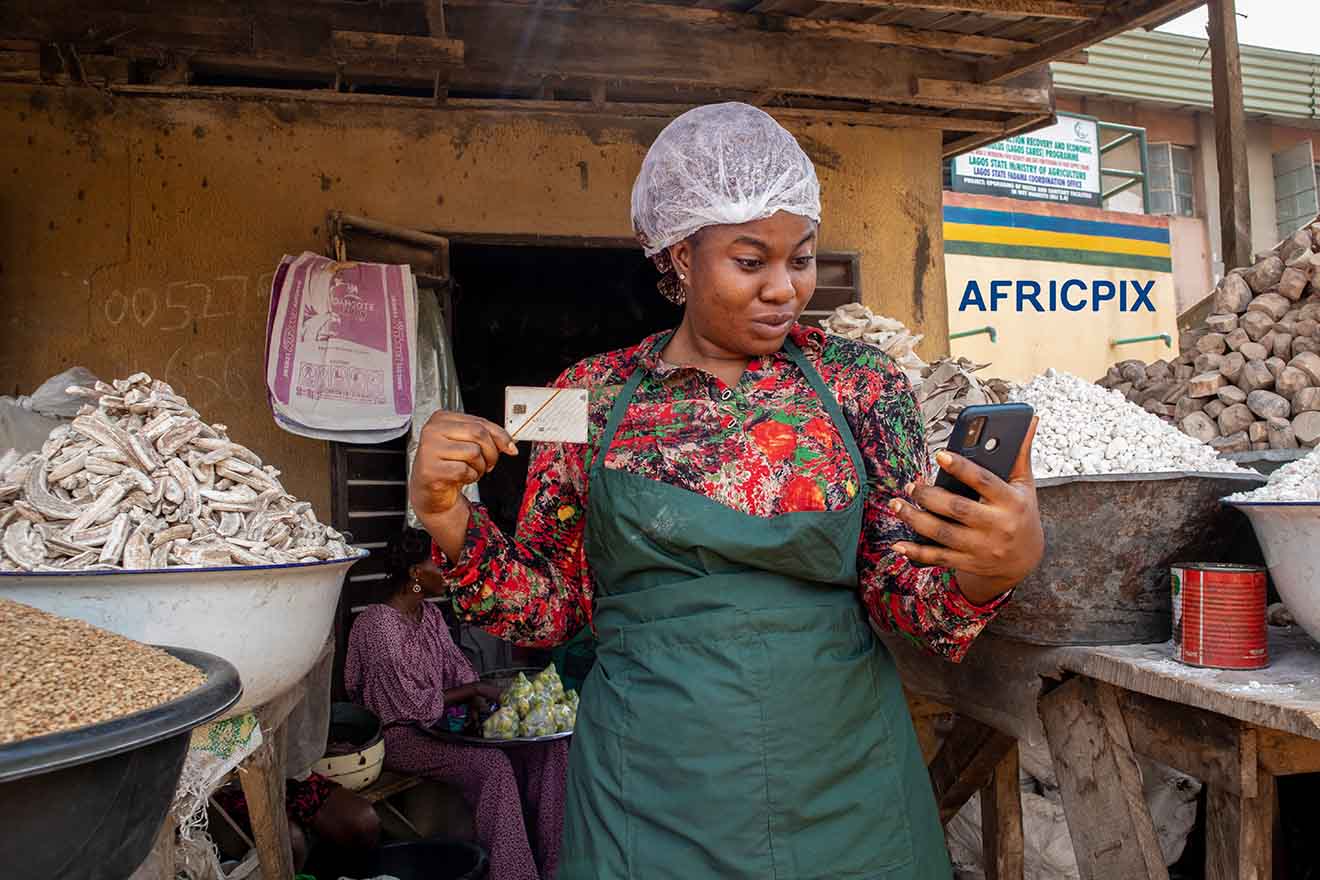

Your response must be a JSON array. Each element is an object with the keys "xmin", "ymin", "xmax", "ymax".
[
  {"xmin": 344, "ymin": 531, "xmax": 568, "ymax": 880},
  {"xmin": 409, "ymin": 102, "xmax": 1044, "ymax": 878}
]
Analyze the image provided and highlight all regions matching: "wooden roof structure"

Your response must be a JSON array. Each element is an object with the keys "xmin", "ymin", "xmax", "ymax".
[{"xmin": 0, "ymin": 0, "xmax": 1205, "ymax": 155}]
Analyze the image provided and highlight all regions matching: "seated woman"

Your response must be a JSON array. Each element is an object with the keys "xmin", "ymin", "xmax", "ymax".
[{"xmin": 345, "ymin": 530, "xmax": 567, "ymax": 880}]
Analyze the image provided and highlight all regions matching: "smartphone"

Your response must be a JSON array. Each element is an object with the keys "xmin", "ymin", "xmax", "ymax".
[{"xmin": 913, "ymin": 403, "xmax": 1034, "ymax": 546}]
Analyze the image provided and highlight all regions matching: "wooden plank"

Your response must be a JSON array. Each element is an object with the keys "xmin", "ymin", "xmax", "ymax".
[
  {"xmin": 1054, "ymin": 631, "xmax": 1320, "ymax": 743},
  {"xmin": 444, "ymin": 0, "xmax": 1035, "ymax": 56},
  {"xmin": 927, "ymin": 715, "xmax": 1017, "ymax": 824},
  {"xmin": 1256, "ymin": 727, "xmax": 1320, "ymax": 775},
  {"xmin": 978, "ymin": 0, "xmax": 1205, "ymax": 83},
  {"xmin": 804, "ymin": 0, "xmax": 1104, "ymax": 19},
  {"xmin": 912, "ymin": 78, "xmax": 1050, "ymax": 113},
  {"xmin": 1116, "ymin": 688, "xmax": 1256, "ymax": 796},
  {"xmin": 1207, "ymin": 0, "xmax": 1252, "ymax": 270},
  {"xmin": 981, "ymin": 744, "xmax": 1025, "ymax": 880},
  {"xmin": 942, "ymin": 112, "xmax": 1054, "ymax": 158},
  {"xmin": 331, "ymin": 30, "xmax": 464, "ymax": 67},
  {"xmin": 1038, "ymin": 678, "xmax": 1169, "ymax": 880},
  {"xmin": 236, "ymin": 726, "xmax": 295, "ymax": 880},
  {"xmin": 1205, "ymin": 768, "xmax": 1274, "ymax": 880},
  {"xmin": 445, "ymin": 3, "xmax": 975, "ymax": 105},
  {"xmin": 0, "ymin": 6, "xmax": 253, "ymax": 53},
  {"xmin": 106, "ymin": 82, "xmax": 1011, "ymax": 132}
]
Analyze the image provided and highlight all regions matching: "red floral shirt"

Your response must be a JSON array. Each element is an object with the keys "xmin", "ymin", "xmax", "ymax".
[{"xmin": 438, "ymin": 324, "xmax": 1008, "ymax": 661}]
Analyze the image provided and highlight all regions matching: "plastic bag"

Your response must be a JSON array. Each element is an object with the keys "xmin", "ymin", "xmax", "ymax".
[{"xmin": 483, "ymin": 706, "xmax": 520, "ymax": 739}]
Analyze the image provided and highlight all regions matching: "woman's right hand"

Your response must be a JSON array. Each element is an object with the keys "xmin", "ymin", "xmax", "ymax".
[{"xmin": 409, "ymin": 411, "xmax": 518, "ymax": 530}]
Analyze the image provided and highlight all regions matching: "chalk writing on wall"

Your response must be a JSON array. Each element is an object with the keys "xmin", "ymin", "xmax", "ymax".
[{"xmin": 101, "ymin": 273, "xmax": 277, "ymax": 329}]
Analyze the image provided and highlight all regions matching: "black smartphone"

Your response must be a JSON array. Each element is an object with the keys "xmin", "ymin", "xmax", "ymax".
[{"xmin": 913, "ymin": 403, "xmax": 1034, "ymax": 546}]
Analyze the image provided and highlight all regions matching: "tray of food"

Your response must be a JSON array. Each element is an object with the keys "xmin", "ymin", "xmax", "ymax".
[{"xmin": 426, "ymin": 665, "xmax": 577, "ymax": 748}]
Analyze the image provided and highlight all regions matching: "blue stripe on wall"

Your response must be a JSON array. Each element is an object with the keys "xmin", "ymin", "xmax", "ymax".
[{"xmin": 943, "ymin": 205, "xmax": 1171, "ymax": 244}]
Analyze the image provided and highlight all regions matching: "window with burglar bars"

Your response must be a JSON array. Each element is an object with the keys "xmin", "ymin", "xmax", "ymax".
[{"xmin": 1148, "ymin": 143, "xmax": 1194, "ymax": 217}]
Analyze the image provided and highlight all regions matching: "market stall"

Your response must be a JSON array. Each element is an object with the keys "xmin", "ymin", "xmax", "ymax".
[{"xmin": 0, "ymin": 0, "xmax": 1239, "ymax": 877}]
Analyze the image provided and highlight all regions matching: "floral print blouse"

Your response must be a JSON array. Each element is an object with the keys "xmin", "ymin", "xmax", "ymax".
[{"xmin": 437, "ymin": 323, "xmax": 1008, "ymax": 662}]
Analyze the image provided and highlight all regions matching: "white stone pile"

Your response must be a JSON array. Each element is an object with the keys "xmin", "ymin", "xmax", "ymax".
[
  {"xmin": 1010, "ymin": 370, "xmax": 1251, "ymax": 479},
  {"xmin": 1226, "ymin": 445, "xmax": 1320, "ymax": 502}
]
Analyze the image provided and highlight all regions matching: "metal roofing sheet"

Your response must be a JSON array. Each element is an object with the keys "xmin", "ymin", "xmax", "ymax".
[{"xmin": 1052, "ymin": 30, "xmax": 1319, "ymax": 120}]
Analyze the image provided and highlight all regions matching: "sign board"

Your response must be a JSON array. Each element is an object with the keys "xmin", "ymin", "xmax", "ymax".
[{"xmin": 952, "ymin": 115, "xmax": 1101, "ymax": 207}]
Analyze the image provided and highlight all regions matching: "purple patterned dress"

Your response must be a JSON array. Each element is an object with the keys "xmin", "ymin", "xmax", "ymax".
[{"xmin": 345, "ymin": 602, "xmax": 567, "ymax": 880}]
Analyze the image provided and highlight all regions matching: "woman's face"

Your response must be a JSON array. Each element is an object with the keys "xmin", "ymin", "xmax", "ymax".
[
  {"xmin": 410, "ymin": 558, "xmax": 451, "ymax": 598},
  {"xmin": 669, "ymin": 211, "xmax": 818, "ymax": 357}
]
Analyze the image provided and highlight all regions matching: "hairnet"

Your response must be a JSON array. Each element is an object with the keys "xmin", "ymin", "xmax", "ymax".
[{"xmin": 631, "ymin": 102, "xmax": 821, "ymax": 258}]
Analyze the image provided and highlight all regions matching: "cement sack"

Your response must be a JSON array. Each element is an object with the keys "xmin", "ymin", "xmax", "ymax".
[{"xmin": 266, "ymin": 252, "xmax": 417, "ymax": 440}]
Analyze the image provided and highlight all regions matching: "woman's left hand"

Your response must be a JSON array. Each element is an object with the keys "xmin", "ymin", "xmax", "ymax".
[{"xmin": 889, "ymin": 418, "xmax": 1044, "ymax": 605}]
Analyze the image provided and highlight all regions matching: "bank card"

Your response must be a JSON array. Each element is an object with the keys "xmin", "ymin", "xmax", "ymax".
[{"xmin": 504, "ymin": 386, "xmax": 589, "ymax": 444}]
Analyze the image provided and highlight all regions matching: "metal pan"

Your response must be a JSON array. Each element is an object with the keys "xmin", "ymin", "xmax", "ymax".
[{"xmin": 425, "ymin": 667, "xmax": 574, "ymax": 748}]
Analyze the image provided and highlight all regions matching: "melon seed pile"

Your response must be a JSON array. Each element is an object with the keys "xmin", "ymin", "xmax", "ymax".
[
  {"xmin": 0, "ymin": 598, "xmax": 205, "ymax": 744},
  {"xmin": 1008, "ymin": 370, "xmax": 1252, "ymax": 479},
  {"xmin": 0, "ymin": 373, "xmax": 353, "ymax": 571}
]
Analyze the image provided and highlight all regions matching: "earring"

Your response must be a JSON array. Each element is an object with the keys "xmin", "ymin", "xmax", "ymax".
[
  {"xmin": 411, "ymin": 582, "xmax": 423, "ymax": 594},
  {"xmin": 678, "ymin": 273, "xmax": 686, "ymax": 281}
]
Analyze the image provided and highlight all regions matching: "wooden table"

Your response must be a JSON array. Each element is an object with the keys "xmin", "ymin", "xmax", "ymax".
[{"xmin": 890, "ymin": 626, "xmax": 1320, "ymax": 880}]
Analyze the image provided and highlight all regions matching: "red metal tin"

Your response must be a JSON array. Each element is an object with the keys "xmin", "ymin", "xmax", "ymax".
[{"xmin": 1171, "ymin": 563, "xmax": 1268, "ymax": 670}]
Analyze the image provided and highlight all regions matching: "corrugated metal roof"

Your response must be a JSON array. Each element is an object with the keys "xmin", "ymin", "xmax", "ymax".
[{"xmin": 1052, "ymin": 30, "xmax": 1319, "ymax": 122}]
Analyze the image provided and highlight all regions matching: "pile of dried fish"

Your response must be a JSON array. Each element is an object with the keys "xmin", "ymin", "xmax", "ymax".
[
  {"xmin": 821, "ymin": 304, "xmax": 1010, "ymax": 457},
  {"xmin": 0, "ymin": 373, "xmax": 354, "ymax": 571},
  {"xmin": 916, "ymin": 359, "xmax": 1012, "ymax": 458},
  {"xmin": 821, "ymin": 303, "xmax": 928, "ymax": 384}
]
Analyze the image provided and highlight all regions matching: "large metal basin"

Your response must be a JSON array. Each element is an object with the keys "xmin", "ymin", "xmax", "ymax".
[
  {"xmin": 0, "ymin": 554, "xmax": 363, "ymax": 716},
  {"xmin": 1226, "ymin": 501, "xmax": 1320, "ymax": 645},
  {"xmin": 0, "ymin": 646, "xmax": 240, "ymax": 880},
  {"xmin": 991, "ymin": 471, "xmax": 1267, "ymax": 645}
]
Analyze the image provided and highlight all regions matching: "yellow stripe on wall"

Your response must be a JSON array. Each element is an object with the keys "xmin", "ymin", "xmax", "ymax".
[{"xmin": 943, "ymin": 222, "xmax": 1173, "ymax": 259}]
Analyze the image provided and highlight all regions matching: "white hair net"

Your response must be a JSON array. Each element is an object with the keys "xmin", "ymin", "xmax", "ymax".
[{"xmin": 631, "ymin": 102, "xmax": 821, "ymax": 258}]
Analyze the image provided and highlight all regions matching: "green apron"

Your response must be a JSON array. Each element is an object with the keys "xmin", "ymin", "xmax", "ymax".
[{"xmin": 559, "ymin": 338, "xmax": 950, "ymax": 879}]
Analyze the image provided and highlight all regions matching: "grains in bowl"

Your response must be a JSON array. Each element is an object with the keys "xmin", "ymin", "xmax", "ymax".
[{"xmin": 0, "ymin": 598, "xmax": 204, "ymax": 744}]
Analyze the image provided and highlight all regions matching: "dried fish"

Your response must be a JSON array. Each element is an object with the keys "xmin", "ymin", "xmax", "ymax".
[
  {"xmin": 0, "ymin": 372, "xmax": 354, "ymax": 570},
  {"xmin": 3, "ymin": 520, "xmax": 47, "ymax": 569},
  {"xmin": 98, "ymin": 513, "xmax": 132, "ymax": 566},
  {"xmin": 23, "ymin": 462, "xmax": 79, "ymax": 520},
  {"xmin": 122, "ymin": 523, "xmax": 152, "ymax": 570}
]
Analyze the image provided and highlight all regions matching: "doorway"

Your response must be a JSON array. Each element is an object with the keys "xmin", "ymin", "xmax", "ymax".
[{"xmin": 449, "ymin": 242, "xmax": 681, "ymax": 531}]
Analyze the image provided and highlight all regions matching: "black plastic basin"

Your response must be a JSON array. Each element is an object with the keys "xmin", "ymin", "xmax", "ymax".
[
  {"xmin": 317, "ymin": 837, "xmax": 489, "ymax": 880},
  {"xmin": 0, "ymin": 646, "xmax": 241, "ymax": 880}
]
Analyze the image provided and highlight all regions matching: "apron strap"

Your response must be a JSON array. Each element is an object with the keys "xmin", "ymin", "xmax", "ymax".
[
  {"xmin": 591, "ymin": 333, "xmax": 668, "ymax": 479},
  {"xmin": 782, "ymin": 337, "xmax": 869, "ymax": 491},
  {"xmin": 592, "ymin": 332, "xmax": 868, "ymax": 491}
]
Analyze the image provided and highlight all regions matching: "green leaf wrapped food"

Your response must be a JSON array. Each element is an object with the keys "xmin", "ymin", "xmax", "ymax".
[
  {"xmin": 553, "ymin": 702, "xmax": 575, "ymax": 733},
  {"xmin": 521, "ymin": 703, "xmax": 558, "ymax": 738},
  {"xmin": 482, "ymin": 706, "xmax": 520, "ymax": 740},
  {"xmin": 532, "ymin": 664, "xmax": 565, "ymax": 703}
]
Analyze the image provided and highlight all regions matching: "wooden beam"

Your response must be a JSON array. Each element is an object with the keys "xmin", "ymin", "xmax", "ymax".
[
  {"xmin": 927, "ymin": 715, "xmax": 1017, "ymax": 824},
  {"xmin": 942, "ymin": 112, "xmax": 1053, "ymax": 158},
  {"xmin": 1256, "ymin": 727, "xmax": 1320, "ymax": 776},
  {"xmin": 237, "ymin": 723, "xmax": 295, "ymax": 880},
  {"xmin": 331, "ymin": 31, "xmax": 463, "ymax": 67},
  {"xmin": 804, "ymin": 0, "xmax": 1104, "ymax": 20},
  {"xmin": 1207, "ymin": 0, "xmax": 1252, "ymax": 270},
  {"xmin": 105, "ymin": 82, "xmax": 1009, "ymax": 132},
  {"xmin": 912, "ymin": 78, "xmax": 1051, "ymax": 113},
  {"xmin": 1206, "ymin": 769, "xmax": 1275, "ymax": 880},
  {"xmin": 980, "ymin": 744, "xmax": 1025, "ymax": 880},
  {"xmin": 1038, "ymin": 678, "xmax": 1170, "ymax": 880},
  {"xmin": 978, "ymin": 0, "xmax": 1206, "ymax": 83},
  {"xmin": 445, "ymin": 3, "xmax": 977, "ymax": 105},
  {"xmin": 1115, "ymin": 688, "xmax": 1257, "ymax": 797},
  {"xmin": 445, "ymin": 0, "xmax": 1035, "ymax": 56}
]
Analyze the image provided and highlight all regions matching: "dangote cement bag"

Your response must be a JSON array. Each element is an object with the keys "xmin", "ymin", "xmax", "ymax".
[{"xmin": 266, "ymin": 252, "xmax": 417, "ymax": 439}]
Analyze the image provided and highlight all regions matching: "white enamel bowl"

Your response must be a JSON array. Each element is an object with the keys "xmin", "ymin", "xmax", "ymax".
[
  {"xmin": 1225, "ymin": 501, "xmax": 1320, "ymax": 645},
  {"xmin": 0, "ymin": 553, "xmax": 364, "ymax": 717}
]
